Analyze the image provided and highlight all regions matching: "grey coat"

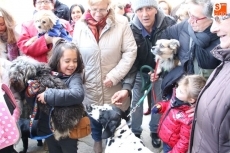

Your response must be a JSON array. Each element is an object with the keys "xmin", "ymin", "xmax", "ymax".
[{"xmin": 189, "ymin": 46, "xmax": 230, "ymax": 153}]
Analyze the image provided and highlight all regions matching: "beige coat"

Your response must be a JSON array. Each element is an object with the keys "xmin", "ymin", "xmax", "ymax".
[{"xmin": 73, "ymin": 12, "xmax": 137, "ymax": 111}]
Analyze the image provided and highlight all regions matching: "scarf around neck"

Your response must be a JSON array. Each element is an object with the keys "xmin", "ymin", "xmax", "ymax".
[
  {"xmin": 188, "ymin": 24, "xmax": 219, "ymax": 48},
  {"xmin": 85, "ymin": 10, "xmax": 109, "ymax": 42}
]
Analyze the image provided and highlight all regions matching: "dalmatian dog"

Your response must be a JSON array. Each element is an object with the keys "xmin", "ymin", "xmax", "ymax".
[{"xmin": 86, "ymin": 104, "xmax": 153, "ymax": 153}]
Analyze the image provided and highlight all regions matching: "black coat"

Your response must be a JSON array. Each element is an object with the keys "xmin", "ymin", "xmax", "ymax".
[{"xmin": 54, "ymin": 0, "xmax": 70, "ymax": 21}]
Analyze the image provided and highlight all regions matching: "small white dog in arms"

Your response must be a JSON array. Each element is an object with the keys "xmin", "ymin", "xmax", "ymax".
[{"xmin": 86, "ymin": 104, "xmax": 153, "ymax": 153}]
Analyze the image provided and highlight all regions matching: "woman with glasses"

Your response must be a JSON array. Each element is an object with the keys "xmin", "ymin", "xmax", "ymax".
[
  {"xmin": 73, "ymin": 0, "xmax": 137, "ymax": 152},
  {"xmin": 189, "ymin": 0, "xmax": 230, "ymax": 152},
  {"xmin": 17, "ymin": 0, "xmax": 73, "ymax": 63},
  {"xmin": 158, "ymin": 0, "xmax": 221, "ymax": 99}
]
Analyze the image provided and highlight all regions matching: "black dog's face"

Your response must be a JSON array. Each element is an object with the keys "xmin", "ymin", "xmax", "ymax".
[
  {"xmin": 9, "ymin": 56, "xmax": 51, "ymax": 92},
  {"xmin": 9, "ymin": 60, "xmax": 37, "ymax": 92},
  {"xmin": 86, "ymin": 104, "xmax": 124, "ymax": 139}
]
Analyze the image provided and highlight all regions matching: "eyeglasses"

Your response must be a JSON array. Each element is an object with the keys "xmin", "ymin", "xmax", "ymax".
[
  {"xmin": 36, "ymin": 0, "xmax": 51, "ymax": 5},
  {"xmin": 89, "ymin": 8, "xmax": 108, "ymax": 14},
  {"xmin": 188, "ymin": 12, "xmax": 207, "ymax": 23},
  {"xmin": 211, "ymin": 14, "xmax": 230, "ymax": 23}
]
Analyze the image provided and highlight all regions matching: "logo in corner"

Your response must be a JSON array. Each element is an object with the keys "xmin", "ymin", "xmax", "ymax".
[{"xmin": 214, "ymin": 3, "xmax": 227, "ymax": 16}]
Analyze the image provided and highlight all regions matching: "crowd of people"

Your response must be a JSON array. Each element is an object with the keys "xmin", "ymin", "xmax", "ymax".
[{"xmin": 0, "ymin": 0, "xmax": 230, "ymax": 153}]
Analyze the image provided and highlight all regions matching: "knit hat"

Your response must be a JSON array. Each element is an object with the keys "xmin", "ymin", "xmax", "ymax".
[
  {"xmin": 131, "ymin": 0, "xmax": 158, "ymax": 12},
  {"xmin": 33, "ymin": 0, "xmax": 54, "ymax": 7}
]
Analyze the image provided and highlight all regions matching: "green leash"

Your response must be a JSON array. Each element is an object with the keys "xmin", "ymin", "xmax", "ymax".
[{"xmin": 127, "ymin": 65, "xmax": 153, "ymax": 117}]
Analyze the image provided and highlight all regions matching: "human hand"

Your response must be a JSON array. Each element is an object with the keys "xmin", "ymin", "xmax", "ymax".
[
  {"xmin": 37, "ymin": 92, "xmax": 46, "ymax": 104},
  {"xmin": 103, "ymin": 77, "xmax": 113, "ymax": 88},
  {"xmin": 44, "ymin": 33, "xmax": 59, "ymax": 45},
  {"xmin": 26, "ymin": 80, "xmax": 40, "ymax": 97},
  {"xmin": 111, "ymin": 90, "xmax": 129, "ymax": 106},
  {"xmin": 151, "ymin": 104, "xmax": 161, "ymax": 114},
  {"xmin": 186, "ymin": 106, "xmax": 195, "ymax": 118},
  {"xmin": 149, "ymin": 71, "xmax": 159, "ymax": 82}
]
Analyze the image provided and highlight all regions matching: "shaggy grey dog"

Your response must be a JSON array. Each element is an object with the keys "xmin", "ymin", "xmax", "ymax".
[{"xmin": 9, "ymin": 56, "xmax": 84, "ymax": 140}]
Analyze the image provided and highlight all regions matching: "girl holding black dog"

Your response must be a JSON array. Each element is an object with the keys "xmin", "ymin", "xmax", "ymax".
[{"xmin": 26, "ymin": 39, "xmax": 84, "ymax": 153}]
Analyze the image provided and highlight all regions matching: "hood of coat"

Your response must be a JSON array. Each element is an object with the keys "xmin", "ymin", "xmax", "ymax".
[{"xmin": 211, "ymin": 45, "xmax": 230, "ymax": 62}]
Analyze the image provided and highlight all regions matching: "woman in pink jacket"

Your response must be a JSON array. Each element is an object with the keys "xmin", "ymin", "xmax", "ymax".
[{"xmin": 17, "ymin": 0, "xmax": 73, "ymax": 63}]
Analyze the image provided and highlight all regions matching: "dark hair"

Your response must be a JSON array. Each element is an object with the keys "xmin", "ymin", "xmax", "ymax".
[
  {"xmin": 48, "ymin": 39, "xmax": 84, "ymax": 74},
  {"xmin": 33, "ymin": 0, "xmax": 54, "ymax": 6},
  {"xmin": 69, "ymin": 4, "xmax": 85, "ymax": 23}
]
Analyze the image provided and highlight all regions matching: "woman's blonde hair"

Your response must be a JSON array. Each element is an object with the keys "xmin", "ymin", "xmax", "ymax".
[
  {"xmin": 87, "ymin": 0, "xmax": 112, "ymax": 7},
  {"xmin": 0, "ymin": 7, "xmax": 17, "ymax": 44},
  {"xmin": 178, "ymin": 75, "xmax": 206, "ymax": 100}
]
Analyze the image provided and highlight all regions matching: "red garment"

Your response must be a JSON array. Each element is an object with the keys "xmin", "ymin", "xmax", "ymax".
[
  {"xmin": 157, "ymin": 99, "xmax": 193, "ymax": 153},
  {"xmin": 17, "ymin": 19, "xmax": 73, "ymax": 63},
  {"xmin": 85, "ymin": 10, "xmax": 108, "ymax": 42}
]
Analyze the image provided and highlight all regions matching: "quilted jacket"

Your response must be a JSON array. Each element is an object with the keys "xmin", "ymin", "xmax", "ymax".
[
  {"xmin": 157, "ymin": 94, "xmax": 192, "ymax": 153},
  {"xmin": 72, "ymin": 10, "xmax": 137, "ymax": 111},
  {"xmin": 189, "ymin": 46, "xmax": 230, "ymax": 153}
]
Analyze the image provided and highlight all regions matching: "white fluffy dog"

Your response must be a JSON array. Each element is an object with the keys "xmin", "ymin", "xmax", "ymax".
[{"xmin": 86, "ymin": 104, "xmax": 153, "ymax": 153}]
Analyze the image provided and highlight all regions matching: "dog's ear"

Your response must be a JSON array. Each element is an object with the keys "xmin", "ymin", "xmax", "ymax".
[
  {"xmin": 169, "ymin": 39, "xmax": 180, "ymax": 54},
  {"xmin": 100, "ymin": 110, "xmax": 121, "ymax": 139}
]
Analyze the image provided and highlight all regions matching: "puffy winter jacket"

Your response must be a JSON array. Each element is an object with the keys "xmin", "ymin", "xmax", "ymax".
[
  {"xmin": 158, "ymin": 97, "xmax": 192, "ymax": 153},
  {"xmin": 73, "ymin": 10, "xmax": 137, "ymax": 111}
]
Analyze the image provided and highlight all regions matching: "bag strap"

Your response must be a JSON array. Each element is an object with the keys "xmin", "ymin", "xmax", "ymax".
[{"xmin": 1, "ymin": 83, "xmax": 16, "ymax": 108}]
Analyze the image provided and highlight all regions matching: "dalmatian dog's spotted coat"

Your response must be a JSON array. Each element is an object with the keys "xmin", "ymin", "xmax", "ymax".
[{"xmin": 86, "ymin": 104, "xmax": 153, "ymax": 153}]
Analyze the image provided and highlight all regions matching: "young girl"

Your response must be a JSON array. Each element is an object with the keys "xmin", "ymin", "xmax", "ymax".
[
  {"xmin": 32, "ymin": 39, "xmax": 84, "ymax": 153},
  {"xmin": 0, "ymin": 58, "xmax": 21, "ymax": 153},
  {"xmin": 152, "ymin": 75, "xmax": 206, "ymax": 153}
]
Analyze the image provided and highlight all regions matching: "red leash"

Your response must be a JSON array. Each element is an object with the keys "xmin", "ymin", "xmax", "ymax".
[{"xmin": 151, "ymin": 58, "xmax": 160, "ymax": 104}]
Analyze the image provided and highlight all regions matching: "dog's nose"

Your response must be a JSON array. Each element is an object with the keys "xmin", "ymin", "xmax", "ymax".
[
  {"xmin": 86, "ymin": 105, "xmax": 92, "ymax": 112},
  {"xmin": 38, "ymin": 26, "xmax": 41, "ymax": 29}
]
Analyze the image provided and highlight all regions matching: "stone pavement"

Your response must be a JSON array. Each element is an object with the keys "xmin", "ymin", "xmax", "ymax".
[{"xmin": 15, "ymin": 101, "xmax": 163, "ymax": 153}]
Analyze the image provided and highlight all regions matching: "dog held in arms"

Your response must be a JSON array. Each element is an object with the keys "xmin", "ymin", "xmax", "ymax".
[
  {"xmin": 151, "ymin": 39, "xmax": 180, "ymax": 75},
  {"xmin": 8, "ymin": 56, "xmax": 84, "ymax": 151},
  {"xmin": 86, "ymin": 104, "xmax": 153, "ymax": 153},
  {"xmin": 25, "ymin": 10, "xmax": 72, "ymax": 46}
]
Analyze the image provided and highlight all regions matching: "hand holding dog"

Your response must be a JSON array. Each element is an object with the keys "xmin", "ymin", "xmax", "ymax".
[
  {"xmin": 111, "ymin": 90, "xmax": 129, "ymax": 106},
  {"xmin": 37, "ymin": 88, "xmax": 48, "ymax": 104},
  {"xmin": 152, "ymin": 104, "xmax": 161, "ymax": 114}
]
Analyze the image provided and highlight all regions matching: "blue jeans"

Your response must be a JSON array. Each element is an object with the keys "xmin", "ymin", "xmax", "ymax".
[
  {"xmin": 163, "ymin": 142, "xmax": 172, "ymax": 153},
  {"xmin": 88, "ymin": 115, "xmax": 103, "ymax": 141},
  {"xmin": 131, "ymin": 72, "xmax": 162, "ymax": 134}
]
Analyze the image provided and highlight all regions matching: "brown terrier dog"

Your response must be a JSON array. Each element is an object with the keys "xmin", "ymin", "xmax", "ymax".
[{"xmin": 151, "ymin": 39, "xmax": 180, "ymax": 75}]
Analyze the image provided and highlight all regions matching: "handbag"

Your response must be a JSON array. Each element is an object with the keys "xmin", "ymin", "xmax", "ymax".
[
  {"xmin": 0, "ymin": 83, "xmax": 20, "ymax": 149},
  {"xmin": 69, "ymin": 112, "xmax": 91, "ymax": 139}
]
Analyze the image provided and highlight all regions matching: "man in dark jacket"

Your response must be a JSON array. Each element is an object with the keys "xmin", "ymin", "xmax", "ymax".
[
  {"xmin": 53, "ymin": 0, "xmax": 69, "ymax": 21},
  {"xmin": 128, "ymin": 0, "xmax": 175, "ymax": 148}
]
